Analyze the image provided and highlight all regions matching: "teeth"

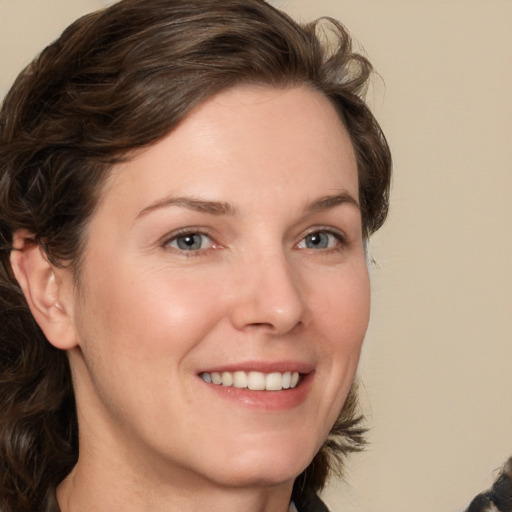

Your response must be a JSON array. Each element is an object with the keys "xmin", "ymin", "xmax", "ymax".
[
  {"xmin": 248, "ymin": 371, "xmax": 265, "ymax": 390},
  {"xmin": 233, "ymin": 371, "xmax": 248, "ymax": 388},
  {"xmin": 201, "ymin": 370, "xmax": 301, "ymax": 391},
  {"xmin": 266, "ymin": 372, "xmax": 283, "ymax": 391},
  {"xmin": 221, "ymin": 371, "xmax": 233, "ymax": 386},
  {"xmin": 281, "ymin": 371, "xmax": 291, "ymax": 389},
  {"xmin": 211, "ymin": 372, "xmax": 222, "ymax": 385}
]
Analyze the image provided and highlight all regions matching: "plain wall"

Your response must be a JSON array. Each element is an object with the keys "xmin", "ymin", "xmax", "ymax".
[{"xmin": 1, "ymin": 1, "xmax": 511, "ymax": 511}]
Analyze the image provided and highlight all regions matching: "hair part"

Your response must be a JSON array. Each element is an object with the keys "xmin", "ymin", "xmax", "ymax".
[{"xmin": 0, "ymin": 1, "xmax": 391, "ymax": 510}]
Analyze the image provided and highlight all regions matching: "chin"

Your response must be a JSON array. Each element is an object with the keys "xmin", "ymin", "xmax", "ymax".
[{"xmin": 204, "ymin": 438, "xmax": 317, "ymax": 489}]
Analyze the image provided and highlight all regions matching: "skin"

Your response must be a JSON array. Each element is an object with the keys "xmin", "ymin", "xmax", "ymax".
[{"xmin": 12, "ymin": 85, "xmax": 370, "ymax": 512}]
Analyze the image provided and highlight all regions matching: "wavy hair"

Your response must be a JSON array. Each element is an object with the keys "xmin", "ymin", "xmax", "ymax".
[
  {"xmin": 0, "ymin": 1, "xmax": 391, "ymax": 510},
  {"xmin": 466, "ymin": 458, "xmax": 512, "ymax": 512}
]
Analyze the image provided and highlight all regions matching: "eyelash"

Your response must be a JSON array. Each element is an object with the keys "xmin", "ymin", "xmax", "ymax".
[
  {"xmin": 161, "ymin": 228, "xmax": 217, "ymax": 256},
  {"xmin": 297, "ymin": 228, "xmax": 348, "ymax": 252},
  {"xmin": 161, "ymin": 227, "xmax": 348, "ymax": 256}
]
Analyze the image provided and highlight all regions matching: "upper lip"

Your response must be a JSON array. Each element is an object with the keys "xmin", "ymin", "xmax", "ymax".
[{"xmin": 198, "ymin": 361, "xmax": 314, "ymax": 375}]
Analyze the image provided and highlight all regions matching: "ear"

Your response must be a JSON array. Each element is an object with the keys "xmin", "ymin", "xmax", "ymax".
[{"xmin": 10, "ymin": 230, "xmax": 78, "ymax": 350}]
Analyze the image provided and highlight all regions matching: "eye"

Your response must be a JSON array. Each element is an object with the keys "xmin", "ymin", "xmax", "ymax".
[
  {"xmin": 166, "ymin": 232, "xmax": 214, "ymax": 251},
  {"xmin": 297, "ymin": 230, "xmax": 342, "ymax": 250}
]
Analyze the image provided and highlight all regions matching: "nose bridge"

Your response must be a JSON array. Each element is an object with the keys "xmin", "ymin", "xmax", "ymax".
[{"xmin": 230, "ymin": 243, "xmax": 307, "ymax": 334}]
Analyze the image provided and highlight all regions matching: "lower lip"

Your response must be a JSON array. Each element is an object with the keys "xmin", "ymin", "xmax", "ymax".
[{"xmin": 201, "ymin": 373, "xmax": 314, "ymax": 411}]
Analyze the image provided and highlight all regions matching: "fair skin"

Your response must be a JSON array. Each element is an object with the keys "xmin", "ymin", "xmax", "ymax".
[{"xmin": 11, "ymin": 85, "xmax": 369, "ymax": 512}]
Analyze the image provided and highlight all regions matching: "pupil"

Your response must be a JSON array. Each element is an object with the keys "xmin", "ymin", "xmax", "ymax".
[
  {"xmin": 307, "ymin": 232, "xmax": 328, "ymax": 248},
  {"xmin": 178, "ymin": 234, "xmax": 201, "ymax": 250}
]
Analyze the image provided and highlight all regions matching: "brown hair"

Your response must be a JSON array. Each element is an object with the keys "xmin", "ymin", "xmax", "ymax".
[
  {"xmin": 0, "ymin": 0, "xmax": 391, "ymax": 510},
  {"xmin": 466, "ymin": 458, "xmax": 512, "ymax": 512}
]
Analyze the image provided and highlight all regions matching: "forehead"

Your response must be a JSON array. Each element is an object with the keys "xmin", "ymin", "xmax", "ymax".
[{"xmin": 98, "ymin": 84, "xmax": 358, "ymax": 215}]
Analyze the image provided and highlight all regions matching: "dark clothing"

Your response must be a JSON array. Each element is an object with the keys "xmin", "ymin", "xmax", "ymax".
[{"xmin": 295, "ymin": 490, "xmax": 330, "ymax": 512}]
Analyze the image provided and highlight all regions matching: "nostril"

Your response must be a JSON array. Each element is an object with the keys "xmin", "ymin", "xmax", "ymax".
[
  {"xmin": 228, "ymin": 270, "xmax": 307, "ymax": 334},
  {"xmin": 245, "ymin": 320, "xmax": 303, "ymax": 333}
]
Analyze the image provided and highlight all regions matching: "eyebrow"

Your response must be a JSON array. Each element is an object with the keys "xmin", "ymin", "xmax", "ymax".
[
  {"xmin": 306, "ymin": 192, "xmax": 360, "ymax": 212},
  {"xmin": 136, "ymin": 196, "xmax": 235, "ymax": 218},
  {"xmin": 136, "ymin": 191, "xmax": 359, "ymax": 220}
]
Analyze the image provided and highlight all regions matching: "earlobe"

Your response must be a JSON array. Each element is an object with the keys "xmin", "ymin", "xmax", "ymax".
[{"xmin": 10, "ymin": 230, "xmax": 78, "ymax": 350}]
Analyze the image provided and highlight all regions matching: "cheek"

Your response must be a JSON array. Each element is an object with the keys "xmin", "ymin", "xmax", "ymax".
[
  {"xmin": 71, "ymin": 264, "xmax": 230, "ymax": 431},
  {"xmin": 316, "ymin": 261, "xmax": 370, "ymax": 347},
  {"xmin": 74, "ymin": 260, "xmax": 230, "ymax": 374},
  {"xmin": 311, "ymin": 262, "xmax": 370, "ymax": 418}
]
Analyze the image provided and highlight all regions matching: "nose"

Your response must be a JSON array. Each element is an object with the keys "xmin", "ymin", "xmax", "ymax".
[{"xmin": 228, "ymin": 251, "xmax": 308, "ymax": 335}]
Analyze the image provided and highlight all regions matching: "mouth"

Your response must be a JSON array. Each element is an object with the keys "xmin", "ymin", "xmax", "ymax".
[{"xmin": 200, "ymin": 370, "xmax": 301, "ymax": 391}]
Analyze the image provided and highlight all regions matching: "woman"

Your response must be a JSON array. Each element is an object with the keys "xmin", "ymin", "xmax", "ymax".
[{"xmin": 0, "ymin": 1, "xmax": 391, "ymax": 511}]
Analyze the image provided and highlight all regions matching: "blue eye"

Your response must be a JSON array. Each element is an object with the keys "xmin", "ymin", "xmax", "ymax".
[
  {"xmin": 167, "ymin": 233, "xmax": 213, "ymax": 251},
  {"xmin": 298, "ymin": 231, "xmax": 340, "ymax": 250}
]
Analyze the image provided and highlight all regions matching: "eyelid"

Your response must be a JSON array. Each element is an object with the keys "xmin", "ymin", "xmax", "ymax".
[
  {"xmin": 158, "ymin": 225, "xmax": 349, "ymax": 254},
  {"xmin": 296, "ymin": 227, "xmax": 348, "ymax": 249},
  {"xmin": 160, "ymin": 227, "xmax": 219, "ymax": 254}
]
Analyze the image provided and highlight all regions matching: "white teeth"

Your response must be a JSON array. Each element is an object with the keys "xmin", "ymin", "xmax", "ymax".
[
  {"xmin": 221, "ymin": 371, "xmax": 233, "ymax": 386},
  {"xmin": 201, "ymin": 370, "xmax": 301, "ymax": 391},
  {"xmin": 265, "ymin": 372, "xmax": 283, "ymax": 391},
  {"xmin": 233, "ymin": 371, "xmax": 248, "ymax": 388},
  {"xmin": 281, "ymin": 371, "xmax": 291, "ymax": 389},
  {"xmin": 248, "ymin": 371, "xmax": 265, "ymax": 390}
]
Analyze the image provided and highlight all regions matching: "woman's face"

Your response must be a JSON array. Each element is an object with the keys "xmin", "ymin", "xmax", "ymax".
[{"xmin": 65, "ymin": 85, "xmax": 370, "ymax": 491}]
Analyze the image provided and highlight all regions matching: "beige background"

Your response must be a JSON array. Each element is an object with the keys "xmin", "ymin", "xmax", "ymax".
[{"xmin": 1, "ymin": 1, "xmax": 511, "ymax": 511}]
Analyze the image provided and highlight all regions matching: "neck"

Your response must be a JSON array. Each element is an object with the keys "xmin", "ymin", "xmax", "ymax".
[{"xmin": 57, "ymin": 452, "xmax": 294, "ymax": 512}]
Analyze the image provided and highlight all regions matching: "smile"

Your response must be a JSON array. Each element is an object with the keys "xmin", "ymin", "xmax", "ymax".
[{"xmin": 200, "ymin": 370, "xmax": 300, "ymax": 391}]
